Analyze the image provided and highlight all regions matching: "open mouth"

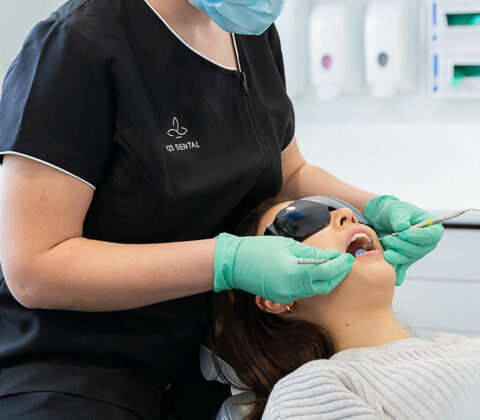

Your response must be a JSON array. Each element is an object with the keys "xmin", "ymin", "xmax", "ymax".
[{"xmin": 346, "ymin": 232, "xmax": 376, "ymax": 258}]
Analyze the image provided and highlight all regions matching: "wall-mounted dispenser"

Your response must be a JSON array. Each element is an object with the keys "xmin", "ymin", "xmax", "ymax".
[
  {"xmin": 429, "ymin": 0, "xmax": 480, "ymax": 98},
  {"xmin": 364, "ymin": 0, "xmax": 419, "ymax": 98},
  {"xmin": 309, "ymin": 0, "xmax": 365, "ymax": 99}
]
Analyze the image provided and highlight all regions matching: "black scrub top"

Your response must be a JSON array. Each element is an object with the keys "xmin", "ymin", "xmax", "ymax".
[{"xmin": 0, "ymin": 0, "xmax": 294, "ymax": 417}]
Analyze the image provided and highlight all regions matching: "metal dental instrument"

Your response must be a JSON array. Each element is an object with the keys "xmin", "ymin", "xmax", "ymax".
[
  {"xmin": 298, "ymin": 258, "xmax": 329, "ymax": 265},
  {"xmin": 297, "ymin": 208, "xmax": 480, "ymax": 265},
  {"xmin": 369, "ymin": 208, "xmax": 480, "ymax": 245}
]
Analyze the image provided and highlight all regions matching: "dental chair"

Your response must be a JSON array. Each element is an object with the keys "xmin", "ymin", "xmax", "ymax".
[
  {"xmin": 215, "ymin": 392, "xmax": 256, "ymax": 420},
  {"xmin": 199, "ymin": 342, "xmax": 255, "ymax": 420}
]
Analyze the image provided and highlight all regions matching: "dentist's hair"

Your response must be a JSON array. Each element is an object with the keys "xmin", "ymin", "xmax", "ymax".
[{"xmin": 211, "ymin": 198, "xmax": 334, "ymax": 420}]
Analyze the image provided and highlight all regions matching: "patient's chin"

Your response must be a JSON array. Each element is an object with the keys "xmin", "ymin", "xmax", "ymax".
[{"xmin": 353, "ymin": 255, "xmax": 396, "ymax": 285}]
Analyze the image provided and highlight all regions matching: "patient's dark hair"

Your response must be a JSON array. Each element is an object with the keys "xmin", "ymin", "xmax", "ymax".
[{"xmin": 211, "ymin": 197, "xmax": 334, "ymax": 420}]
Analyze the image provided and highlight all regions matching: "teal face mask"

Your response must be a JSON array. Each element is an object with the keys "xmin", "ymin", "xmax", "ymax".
[{"xmin": 188, "ymin": 0, "xmax": 285, "ymax": 35}]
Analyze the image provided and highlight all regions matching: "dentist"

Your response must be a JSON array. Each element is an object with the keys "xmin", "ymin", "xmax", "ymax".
[{"xmin": 0, "ymin": 0, "xmax": 443, "ymax": 419}]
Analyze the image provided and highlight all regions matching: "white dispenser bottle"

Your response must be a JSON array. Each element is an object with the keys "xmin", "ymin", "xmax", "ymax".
[
  {"xmin": 364, "ymin": 0, "xmax": 419, "ymax": 98},
  {"xmin": 309, "ymin": 0, "xmax": 365, "ymax": 99}
]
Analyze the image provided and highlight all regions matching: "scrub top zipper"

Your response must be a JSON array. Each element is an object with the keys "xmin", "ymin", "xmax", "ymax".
[{"xmin": 239, "ymin": 71, "xmax": 268, "ymax": 172}]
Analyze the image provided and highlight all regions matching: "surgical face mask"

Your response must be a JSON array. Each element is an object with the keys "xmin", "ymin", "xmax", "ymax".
[{"xmin": 188, "ymin": 0, "xmax": 285, "ymax": 35}]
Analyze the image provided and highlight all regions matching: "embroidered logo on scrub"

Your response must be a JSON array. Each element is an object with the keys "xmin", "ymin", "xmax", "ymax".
[
  {"xmin": 165, "ymin": 117, "xmax": 201, "ymax": 152},
  {"xmin": 167, "ymin": 117, "xmax": 188, "ymax": 139}
]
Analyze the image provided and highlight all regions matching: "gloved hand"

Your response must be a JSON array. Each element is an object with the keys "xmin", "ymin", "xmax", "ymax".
[
  {"xmin": 364, "ymin": 195, "xmax": 444, "ymax": 286},
  {"xmin": 214, "ymin": 233, "xmax": 355, "ymax": 303}
]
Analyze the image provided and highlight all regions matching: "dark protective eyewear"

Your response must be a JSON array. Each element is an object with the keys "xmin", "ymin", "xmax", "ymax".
[{"xmin": 264, "ymin": 196, "xmax": 373, "ymax": 242}]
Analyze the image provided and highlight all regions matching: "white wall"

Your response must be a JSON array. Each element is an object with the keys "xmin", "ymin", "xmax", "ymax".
[
  {"xmin": 294, "ymin": 121, "xmax": 480, "ymax": 216},
  {"xmin": 0, "ymin": 0, "xmax": 66, "ymax": 85}
]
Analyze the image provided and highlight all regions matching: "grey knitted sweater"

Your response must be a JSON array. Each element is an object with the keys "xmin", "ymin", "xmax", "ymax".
[{"xmin": 263, "ymin": 333, "xmax": 480, "ymax": 419}]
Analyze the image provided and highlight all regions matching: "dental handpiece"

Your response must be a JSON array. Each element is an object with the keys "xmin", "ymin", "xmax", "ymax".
[{"xmin": 370, "ymin": 208, "xmax": 480, "ymax": 244}]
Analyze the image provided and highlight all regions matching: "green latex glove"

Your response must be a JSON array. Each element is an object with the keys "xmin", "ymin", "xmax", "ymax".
[
  {"xmin": 214, "ymin": 233, "xmax": 355, "ymax": 303},
  {"xmin": 364, "ymin": 195, "xmax": 444, "ymax": 286}
]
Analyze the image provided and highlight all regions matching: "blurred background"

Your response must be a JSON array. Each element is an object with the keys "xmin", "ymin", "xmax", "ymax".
[{"xmin": 1, "ymin": 0, "xmax": 479, "ymax": 337}]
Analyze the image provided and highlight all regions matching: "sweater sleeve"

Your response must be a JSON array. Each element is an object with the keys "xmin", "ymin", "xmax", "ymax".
[{"xmin": 262, "ymin": 361, "xmax": 383, "ymax": 420}]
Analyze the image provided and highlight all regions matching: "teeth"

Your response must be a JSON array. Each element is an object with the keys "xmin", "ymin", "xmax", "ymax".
[{"xmin": 348, "ymin": 232, "xmax": 370, "ymax": 245}]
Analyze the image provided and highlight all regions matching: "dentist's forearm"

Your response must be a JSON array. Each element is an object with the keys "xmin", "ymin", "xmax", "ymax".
[
  {"xmin": 280, "ymin": 163, "xmax": 378, "ymax": 212},
  {"xmin": 11, "ymin": 237, "xmax": 216, "ymax": 312}
]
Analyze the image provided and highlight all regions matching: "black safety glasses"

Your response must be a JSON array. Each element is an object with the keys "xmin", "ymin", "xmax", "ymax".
[{"xmin": 264, "ymin": 196, "xmax": 373, "ymax": 242}]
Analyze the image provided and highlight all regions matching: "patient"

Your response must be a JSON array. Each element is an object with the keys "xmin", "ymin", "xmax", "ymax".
[{"xmin": 211, "ymin": 196, "xmax": 480, "ymax": 420}]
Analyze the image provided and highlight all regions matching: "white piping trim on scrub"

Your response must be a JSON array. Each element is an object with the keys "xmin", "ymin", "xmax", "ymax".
[
  {"xmin": 143, "ymin": 0, "xmax": 240, "ymax": 72},
  {"xmin": 0, "ymin": 151, "xmax": 95, "ymax": 190},
  {"xmin": 232, "ymin": 34, "xmax": 242, "ymax": 73}
]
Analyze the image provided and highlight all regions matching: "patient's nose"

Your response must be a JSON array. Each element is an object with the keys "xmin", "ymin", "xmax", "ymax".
[{"xmin": 331, "ymin": 208, "xmax": 358, "ymax": 229}]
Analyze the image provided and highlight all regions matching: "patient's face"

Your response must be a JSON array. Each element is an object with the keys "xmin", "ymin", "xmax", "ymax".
[{"xmin": 258, "ymin": 201, "xmax": 396, "ymax": 329}]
